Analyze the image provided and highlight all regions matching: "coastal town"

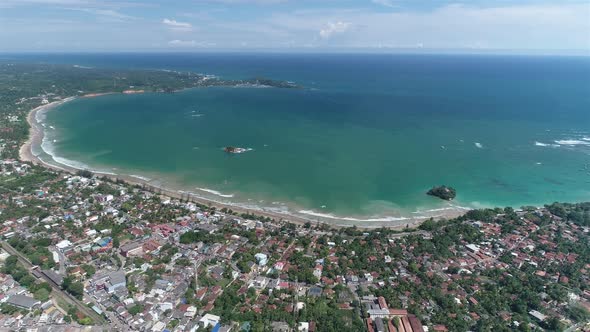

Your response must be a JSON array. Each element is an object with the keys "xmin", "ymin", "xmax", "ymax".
[
  {"xmin": 0, "ymin": 62, "xmax": 589, "ymax": 331},
  {"xmin": 1, "ymin": 153, "xmax": 589, "ymax": 332}
]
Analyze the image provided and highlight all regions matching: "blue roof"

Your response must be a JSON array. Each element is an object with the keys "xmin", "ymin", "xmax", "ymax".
[
  {"xmin": 212, "ymin": 323, "xmax": 221, "ymax": 332},
  {"xmin": 97, "ymin": 237, "xmax": 112, "ymax": 247}
]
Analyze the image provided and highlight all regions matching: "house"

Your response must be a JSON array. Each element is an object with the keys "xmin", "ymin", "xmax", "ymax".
[
  {"xmin": 255, "ymin": 253, "xmax": 268, "ymax": 266},
  {"xmin": 308, "ymin": 286, "xmax": 322, "ymax": 297},
  {"xmin": 374, "ymin": 318, "xmax": 385, "ymax": 332},
  {"xmin": 120, "ymin": 241, "xmax": 144, "ymax": 257},
  {"xmin": 199, "ymin": 313, "xmax": 220, "ymax": 328},
  {"xmin": 106, "ymin": 271, "xmax": 126, "ymax": 293},
  {"xmin": 465, "ymin": 244, "xmax": 480, "ymax": 253},
  {"xmin": 529, "ymin": 310, "xmax": 546, "ymax": 322},
  {"xmin": 274, "ymin": 262, "xmax": 285, "ymax": 271},
  {"xmin": 298, "ymin": 322, "xmax": 310, "ymax": 331},
  {"xmin": 250, "ymin": 276, "xmax": 269, "ymax": 290},
  {"xmin": 270, "ymin": 321, "xmax": 290, "ymax": 332},
  {"xmin": 196, "ymin": 223, "xmax": 219, "ymax": 234},
  {"xmin": 56, "ymin": 240, "xmax": 72, "ymax": 250},
  {"xmin": 313, "ymin": 265, "xmax": 323, "ymax": 279},
  {"xmin": 151, "ymin": 321, "xmax": 166, "ymax": 332}
]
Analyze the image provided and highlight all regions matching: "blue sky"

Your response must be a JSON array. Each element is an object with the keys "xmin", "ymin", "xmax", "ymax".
[{"xmin": 0, "ymin": 0, "xmax": 589, "ymax": 53}]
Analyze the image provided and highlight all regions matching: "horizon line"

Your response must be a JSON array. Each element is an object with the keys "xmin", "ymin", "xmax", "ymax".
[{"xmin": 2, "ymin": 48, "xmax": 590, "ymax": 57}]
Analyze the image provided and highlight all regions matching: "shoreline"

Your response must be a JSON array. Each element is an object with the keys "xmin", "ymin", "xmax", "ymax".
[{"xmin": 19, "ymin": 94, "xmax": 468, "ymax": 229}]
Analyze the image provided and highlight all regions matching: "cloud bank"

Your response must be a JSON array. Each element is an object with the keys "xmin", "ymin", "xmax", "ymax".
[
  {"xmin": 0, "ymin": 1, "xmax": 588, "ymax": 52},
  {"xmin": 319, "ymin": 21, "xmax": 351, "ymax": 39},
  {"xmin": 162, "ymin": 18, "xmax": 193, "ymax": 31}
]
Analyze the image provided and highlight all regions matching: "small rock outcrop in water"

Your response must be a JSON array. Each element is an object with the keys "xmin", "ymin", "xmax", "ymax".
[{"xmin": 427, "ymin": 185, "xmax": 457, "ymax": 200}]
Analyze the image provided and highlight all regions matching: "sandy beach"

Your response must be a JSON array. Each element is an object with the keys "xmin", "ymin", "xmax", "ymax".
[
  {"xmin": 18, "ymin": 97, "xmax": 466, "ymax": 229},
  {"xmin": 19, "ymin": 98, "xmax": 76, "ymax": 165}
]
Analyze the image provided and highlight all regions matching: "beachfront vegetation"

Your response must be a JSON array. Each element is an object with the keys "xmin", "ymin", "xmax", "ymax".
[
  {"xmin": 546, "ymin": 201, "xmax": 590, "ymax": 226},
  {"xmin": 76, "ymin": 169, "xmax": 93, "ymax": 178}
]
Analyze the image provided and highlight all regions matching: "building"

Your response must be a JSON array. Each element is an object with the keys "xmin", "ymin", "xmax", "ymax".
[
  {"xmin": 199, "ymin": 313, "xmax": 220, "ymax": 328},
  {"xmin": 255, "ymin": 253, "xmax": 268, "ymax": 266},
  {"xmin": 42, "ymin": 269, "xmax": 63, "ymax": 286},
  {"xmin": 6, "ymin": 295, "xmax": 41, "ymax": 310},
  {"xmin": 120, "ymin": 241, "xmax": 144, "ymax": 257},
  {"xmin": 56, "ymin": 240, "xmax": 72, "ymax": 250},
  {"xmin": 298, "ymin": 322, "xmax": 310, "ymax": 331},
  {"xmin": 374, "ymin": 318, "xmax": 385, "ymax": 332},
  {"xmin": 529, "ymin": 310, "xmax": 547, "ymax": 322},
  {"xmin": 107, "ymin": 271, "xmax": 126, "ymax": 293}
]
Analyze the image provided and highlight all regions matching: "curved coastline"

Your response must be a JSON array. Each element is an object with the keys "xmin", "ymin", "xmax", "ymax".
[{"xmin": 19, "ymin": 94, "xmax": 471, "ymax": 228}]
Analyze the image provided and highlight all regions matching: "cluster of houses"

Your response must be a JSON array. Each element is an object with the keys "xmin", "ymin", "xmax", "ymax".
[
  {"xmin": 0, "ymin": 154, "xmax": 589, "ymax": 331},
  {"xmin": 0, "ymin": 265, "xmax": 70, "ymax": 329}
]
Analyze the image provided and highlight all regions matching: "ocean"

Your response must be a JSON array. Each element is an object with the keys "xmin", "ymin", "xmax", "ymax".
[{"xmin": 26, "ymin": 53, "xmax": 590, "ymax": 224}]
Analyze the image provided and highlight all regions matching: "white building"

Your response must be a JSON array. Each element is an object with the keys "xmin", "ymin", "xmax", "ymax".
[
  {"xmin": 199, "ymin": 313, "xmax": 220, "ymax": 328},
  {"xmin": 255, "ymin": 253, "xmax": 268, "ymax": 266},
  {"xmin": 56, "ymin": 240, "xmax": 72, "ymax": 250}
]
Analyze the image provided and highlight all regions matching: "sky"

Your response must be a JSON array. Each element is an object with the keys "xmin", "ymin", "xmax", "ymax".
[{"xmin": 0, "ymin": 0, "xmax": 589, "ymax": 54}]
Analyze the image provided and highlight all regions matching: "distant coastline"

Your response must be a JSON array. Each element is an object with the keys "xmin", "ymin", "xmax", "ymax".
[{"xmin": 19, "ymin": 94, "xmax": 468, "ymax": 228}]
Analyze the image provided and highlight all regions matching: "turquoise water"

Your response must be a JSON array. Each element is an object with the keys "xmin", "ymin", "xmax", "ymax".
[{"xmin": 40, "ymin": 54, "xmax": 590, "ymax": 222}]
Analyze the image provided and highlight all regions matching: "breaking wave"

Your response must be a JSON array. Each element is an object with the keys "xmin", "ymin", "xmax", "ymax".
[
  {"xmin": 555, "ymin": 139, "xmax": 590, "ymax": 146},
  {"xmin": 41, "ymin": 137, "xmax": 92, "ymax": 171},
  {"xmin": 535, "ymin": 141, "xmax": 560, "ymax": 147},
  {"xmin": 197, "ymin": 187, "xmax": 235, "ymax": 198},
  {"xmin": 130, "ymin": 175, "xmax": 152, "ymax": 182},
  {"xmin": 297, "ymin": 210, "xmax": 408, "ymax": 222}
]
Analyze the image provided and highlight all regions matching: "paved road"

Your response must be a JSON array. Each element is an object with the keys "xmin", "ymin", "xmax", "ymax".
[
  {"xmin": 89, "ymin": 294, "xmax": 129, "ymax": 331},
  {"xmin": 1, "ymin": 241, "xmax": 105, "ymax": 325},
  {"xmin": 49, "ymin": 245, "xmax": 67, "ymax": 275}
]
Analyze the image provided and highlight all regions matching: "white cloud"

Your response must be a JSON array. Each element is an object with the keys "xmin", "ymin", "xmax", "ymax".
[
  {"xmin": 199, "ymin": 0, "xmax": 287, "ymax": 3},
  {"xmin": 0, "ymin": 0, "xmax": 146, "ymax": 8},
  {"xmin": 168, "ymin": 40, "xmax": 215, "ymax": 48},
  {"xmin": 65, "ymin": 7, "xmax": 135, "ymax": 21},
  {"xmin": 162, "ymin": 18, "xmax": 193, "ymax": 31},
  {"xmin": 168, "ymin": 39, "xmax": 195, "ymax": 47},
  {"xmin": 319, "ymin": 21, "xmax": 350, "ymax": 39},
  {"xmin": 2, "ymin": 1, "xmax": 589, "ymax": 52},
  {"xmin": 372, "ymin": 0, "xmax": 395, "ymax": 8},
  {"xmin": 266, "ymin": 3, "xmax": 590, "ymax": 50}
]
